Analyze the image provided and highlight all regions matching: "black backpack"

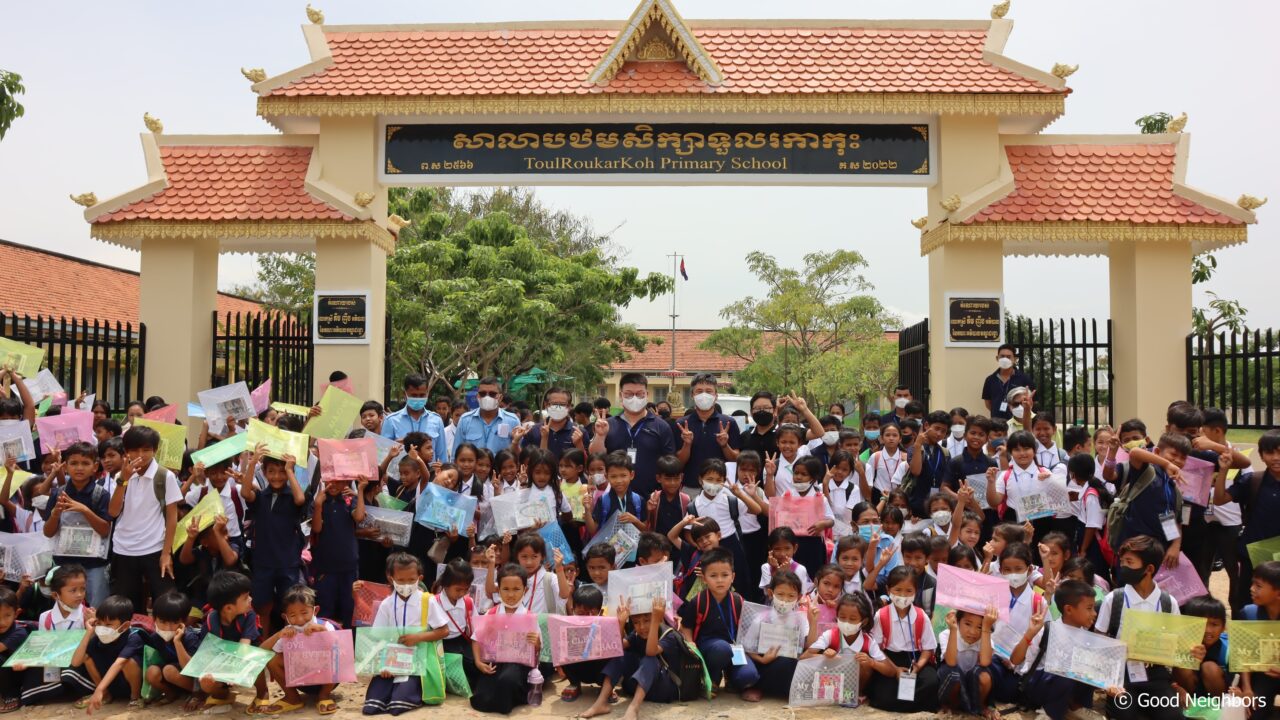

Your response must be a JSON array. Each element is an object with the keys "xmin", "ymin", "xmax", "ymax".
[{"xmin": 657, "ymin": 628, "xmax": 708, "ymax": 702}]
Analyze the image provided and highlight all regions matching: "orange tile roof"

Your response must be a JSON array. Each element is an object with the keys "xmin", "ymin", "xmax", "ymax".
[
  {"xmin": 0, "ymin": 239, "xmax": 261, "ymax": 326},
  {"xmin": 95, "ymin": 145, "xmax": 352, "ymax": 224},
  {"xmin": 611, "ymin": 329, "xmax": 899, "ymax": 373},
  {"xmin": 268, "ymin": 26, "xmax": 1059, "ymax": 98},
  {"xmin": 964, "ymin": 143, "xmax": 1243, "ymax": 225}
]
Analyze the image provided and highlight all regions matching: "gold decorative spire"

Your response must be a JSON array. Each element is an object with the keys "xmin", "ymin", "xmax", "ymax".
[
  {"xmin": 1166, "ymin": 112, "xmax": 1188, "ymax": 133},
  {"xmin": 306, "ymin": 4, "xmax": 324, "ymax": 24},
  {"xmin": 587, "ymin": 0, "xmax": 723, "ymax": 86},
  {"xmin": 636, "ymin": 38, "xmax": 677, "ymax": 62},
  {"xmin": 1051, "ymin": 63, "xmax": 1078, "ymax": 79},
  {"xmin": 354, "ymin": 192, "xmax": 375, "ymax": 208},
  {"xmin": 911, "ymin": 217, "xmax": 928, "ymax": 229},
  {"xmin": 241, "ymin": 67, "xmax": 267, "ymax": 83},
  {"xmin": 941, "ymin": 195, "xmax": 962, "ymax": 212},
  {"xmin": 70, "ymin": 193, "xmax": 98, "ymax": 208},
  {"xmin": 143, "ymin": 112, "xmax": 163, "ymax": 134},
  {"xmin": 1238, "ymin": 195, "xmax": 1267, "ymax": 211},
  {"xmin": 387, "ymin": 214, "xmax": 411, "ymax": 230},
  {"xmin": 991, "ymin": 1, "xmax": 1011, "ymax": 19}
]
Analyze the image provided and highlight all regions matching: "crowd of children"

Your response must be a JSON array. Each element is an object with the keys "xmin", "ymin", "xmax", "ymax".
[{"xmin": 1, "ymin": 366, "xmax": 1280, "ymax": 720}]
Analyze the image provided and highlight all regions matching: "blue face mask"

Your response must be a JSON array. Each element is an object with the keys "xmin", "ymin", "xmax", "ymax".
[
  {"xmin": 865, "ymin": 429, "xmax": 880, "ymax": 440},
  {"xmin": 405, "ymin": 397, "xmax": 428, "ymax": 412}
]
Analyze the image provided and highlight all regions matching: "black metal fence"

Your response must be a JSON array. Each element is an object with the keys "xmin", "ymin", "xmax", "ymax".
[
  {"xmin": 1, "ymin": 312, "xmax": 146, "ymax": 413},
  {"xmin": 897, "ymin": 319, "xmax": 930, "ymax": 409},
  {"xmin": 1186, "ymin": 329, "xmax": 1280, "ymax": 429},
  {"xmin": 1006, "ymin": 317, "xmax": 1112, "ymax": 429},
  {"xmin": 211, "ymin": 311, "xmax": 313, "ymax": 406}
]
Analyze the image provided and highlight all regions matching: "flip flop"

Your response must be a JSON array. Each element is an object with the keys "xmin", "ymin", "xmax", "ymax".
[
  {"xmin": 184, "ymin": 695, "xmax": 206, "ymax": 713},
  {"xmin": 259, "ymin": 699, "xmax": 305, "ymax": 716},
  {"xmin": 561, "ymin": 686, "xmax": 582, "ymax": 702},
  {"xmin": 317, "ymin": 699, "xmax": 338, "ymax": 716},
  {"xmin": 243, "ymin": 697, "xmax": 270, "ymax": 715}
]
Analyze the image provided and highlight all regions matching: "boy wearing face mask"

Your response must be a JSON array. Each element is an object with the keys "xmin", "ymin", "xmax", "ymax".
[
  {"xmin": 141, "ymin": 591, "xmax": 203, "ymax": 711},
  {"xmin": 806, "ymin": 415, "xmax": 845, "ymax": 468},
  {"xmin": 64, "ymin": 595, "xmax": 143, "ymax": 712}
]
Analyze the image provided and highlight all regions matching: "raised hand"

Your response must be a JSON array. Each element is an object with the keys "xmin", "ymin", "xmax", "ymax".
[
  {"xmin": 764, "ymin": 452, "xmax": 778, "ymax": 478},
  {"xmin": 678, "ymin": 422, "xmax": 693, "ymax": 446},
  {"xmin": 715, "ymin": 421, "xmax": 731, "ymax": 447}
]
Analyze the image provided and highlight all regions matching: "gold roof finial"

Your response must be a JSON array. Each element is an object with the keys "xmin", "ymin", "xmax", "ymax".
[
  {"xmin": 241, "ymin": 67, "xmax": 267, "ymax": 83},
  {"xmin": 1238, "ymin": 195, "xmax": 1268, "ymax": 211},
  {"xmin": 306, "ymin": 4, "xmax": 324, "ymax": 24},
  {"xmin": 354, "ymin": 192, "xmax": 375, "ymax": 208},
  {"xmin": 143, "ymin": 112, "xmax": 163, "ymax": 134},
  {"xmin": 941, "ymin": 195, "xmax": 962, "ymax": 212},
  {"xmin": 388, "ymin": 214, "xmax": 411, "ymax": 230},
  {"xmin": 70, "ymin": 192, "xmax": 98, "ymax": 208},
  {"xmin": 1051, "ymin": 63, "xmax": 1079, "ymax": 79},
  {"xmin": 910, "ymin": 217, "xmax": 928, "ymax": 229},
  {"xmin": 991, "ymin": 1, "xmax": 1011, "ymax": 19},
  {"xmin": 1166, "ymin": 112, "xmax": 1188, "ymax": 133}
]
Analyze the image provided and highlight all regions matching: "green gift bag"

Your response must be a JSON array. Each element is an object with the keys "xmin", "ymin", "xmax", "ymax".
[
  {"xmin": 537, "ymin": 614, "xmax": 553, "ymax": 664},
  {"xmin": 140, "ymin": 645, "xmax": 162, "ymax": 700},
  {"xmin": 443, "ymin": 653, "xmax": 472, "ymax": 698},
  {"xmin": 419, "ymin": 640, "xmax": 446, "ymax": 706},
  {"xmin": 4, "ymin": 630, "xmax": 86, "ymax": 668}
]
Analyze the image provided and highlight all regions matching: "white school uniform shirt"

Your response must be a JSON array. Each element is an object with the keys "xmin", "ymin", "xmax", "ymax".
[
  {"xmin": 1093, "ymin": 582, "xmax": 1180, "ymax": 637},
  {"xmin": 113, "ymin": 459, "xmax": 183, "ymax": 556},
  {"xmin": 184, "ymin": 481, "xmax": 243, "ymax": 537},
  {"xmin": 759, "ymin": 560, "xmax": 814, "ymax": 594},
  {"xmin": 527, "ymin": 484, "xmax": 571, "ymax": 515},
  {"xmin": 483, "ymin": 478, "xmax": 522, "ymax": 503},
  {"xmin": 39, "ymin": 602, "xmax": 85, "ymax": 631},
  {"xmin": 693, "ymin": 488, "xmax": 752, "ymax": 539},
  {"xmin": 427, "ymin": 593, "xmax": 472, "ymax": 641},
  {"xmin": 771, "ymin": 446, "xmax": 811, "ymax": 496},
  {"xmin": 843, "ymin": 569, "xmax": 867, "ymax": 597},
  {"xmin": 995, "ymin": 463, "xmax": 1043, "ymax": 515},
  {"xmin": 1067, "ymin": 478, "xmax": 1106, "ymax": 530},
  {"xmin": 808, "ymin": 627, "xmax": 887, "ymax": 661},
  {"xmin": 1210, "ymin": 442, "xmax": 1243, "ymax": 526},
  {"xmin": 826, "ymin": 477, "xmax": 862, "ymax": 523},
  {"xmin": 740, "ymin": 607, "xmax": 810, "ymax": 654},
  {"xmin": 374, "ymin": 589, "xmax": 427, "ymax": 629},
  {"xmin": 945, "ymin": 436, "xmax": 967, "ymax": 461},
  {"xmin": 1035, "ymin": 442, "xmax": 1067, "ymax": 471},
  {"xmin": 1016, "ymin": 624, "xmax": 1048, "ymax": 675},
  {"xmin": 521, "ymin": 567, "xmax": 562, "ymax": 614},
  {"xmin": 937, "ymin": 628, "xmax": 981, "ymax": 671},
  {"xmin": 725, "ymin": 478, "xmax": 766, "ymax": 534},
  {"xmin": 867, "ymin": 449, "xmax": 906, "ymax": 494},
  {"xmin": 871, "ymin": 606, "xmax": 938, "ymax": 653}
]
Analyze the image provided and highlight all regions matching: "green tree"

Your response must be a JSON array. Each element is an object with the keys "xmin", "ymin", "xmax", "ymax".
[
  {"xmin": 700, "ymin": 250, "xmax": 895, "ymax": 403},
  {"xmin": 807, "ymin": 338, "xmax": 900, "ymax": 419},
  {"xmin": 227, "ymin": 253, "xmax": 316, "ymax": 313},
  {"xmin": 0, "ymin": 70, "xmax": 25, "ymax": 141}
]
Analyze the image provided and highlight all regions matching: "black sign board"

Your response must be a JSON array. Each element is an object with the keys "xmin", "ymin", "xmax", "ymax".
[
  {"xmin": 314, "ymin": 293, "xmax": 369, "ymax": 344},
  {"xmin": 383, "ymin": 123, "xmax": 930, "ymax": 179},
  {"xmin": 946, "ymin": 296, "xmax": 1003, "ymax": 346}
]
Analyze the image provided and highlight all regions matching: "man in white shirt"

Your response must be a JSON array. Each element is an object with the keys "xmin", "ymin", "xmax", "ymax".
[{"xmin": 108, "ymin": 426, "xmax": 182, "ymax": 612}]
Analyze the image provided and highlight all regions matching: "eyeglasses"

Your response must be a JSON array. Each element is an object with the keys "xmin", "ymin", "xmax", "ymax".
[{"xmin": 476, "ymin": 391, "xmax": 499, "ymax": 398}]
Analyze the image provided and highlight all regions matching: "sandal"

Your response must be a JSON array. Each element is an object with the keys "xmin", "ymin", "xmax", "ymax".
[
  {"xmin": 243, "ymin": 697, "xmax": 270, "ymax": 715},
  {"xmin": 317, "ymin": 699, "xmax": 338, "ymax": 716},
  {"xmin": 259, "ymin": 699, "xmax": 305, "ymax": 715},
  {"xmin": 128, "ymin": 698, "xmax": 147, "ymax": 709},
  {"xmin": 184, "ymin": 694, "xmax": 207, "ymax": 713},
  {"xmin": 561, "ymin": 686, "xmax": 582, "ymax": 702},
  {"xmin": 0, "ymin": 698, "xmax": 18, "ymax": 714}
]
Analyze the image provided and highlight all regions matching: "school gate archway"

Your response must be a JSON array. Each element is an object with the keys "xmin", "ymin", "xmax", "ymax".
[{"xmin": 79, "ymin": 0, "xmax": 1260, "ymax": 433}]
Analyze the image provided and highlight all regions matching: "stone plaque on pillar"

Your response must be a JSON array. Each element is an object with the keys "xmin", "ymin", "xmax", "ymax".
[
  {"xmin": 314, "ymin": 291, "xmax": 370, "ymax": 345},
  {"xmin": 944, "ymin": 294, "xmax": 1004, "ymax": 347}
]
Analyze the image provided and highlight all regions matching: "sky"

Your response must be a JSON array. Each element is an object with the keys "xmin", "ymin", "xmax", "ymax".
[{"xmin": 1, "ymin": 1, "xmax": 1277, "ymax": 333}]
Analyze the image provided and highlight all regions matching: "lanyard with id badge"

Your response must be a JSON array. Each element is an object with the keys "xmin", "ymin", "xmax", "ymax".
[
  {"xmin": 897, "ymin": 611, "xmax": 918, "ymax": 701},
  {"xmin": 626, "ymin": 416, "xmax": 650, "ymax": 464},
  {"xmin": 715, "ymin": 597, "xmax": 748, "ymax": 666},
  {"xmin": 1158, "ymin": 477, "xmax": 1180, "ymax": 543}
]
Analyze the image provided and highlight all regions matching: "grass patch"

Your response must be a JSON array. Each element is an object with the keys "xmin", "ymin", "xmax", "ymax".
[{"xmin": 1227, "ymin": 428, "xmax": 1265, "ymax": 445}]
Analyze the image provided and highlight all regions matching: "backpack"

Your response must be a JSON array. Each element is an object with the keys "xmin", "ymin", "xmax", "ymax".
[
  {"xmin": 692, "ymin": 590, "xmax": 742, "ymax": 643},
  {"xmin": 1016, "ymin": 628, "xmax": 1053, "ymax": 699},
  {"xmin": 1104, "ymin": 464, "xmax": 1181, "ymax": 551},
  {"xmin": 689, "ymin": 494, "xmax": 741, "ymax": 538},
  {"xmin": 599, "ymin": 491, "xmax": 643, "ymax": 522},
  {"xmin": 656, "ymin": 627, "xmax": 709, "ymax": 702},
  {"xmin": 433, "ymin": 593, "xmax": 474, "ymax": 639},
  {"xmin": 1081, "ymin": 485, "xmax": 1116, "ymax": 566},
  {"xmin": 1104, "ymin": 588, "xmax": 1172, "ymax": 639},
  {"xmin": 876, "ymin": 605, "xmax": 927, "ymax": 654},
  {"xmin": 826, "ymin": 627, "xmax": 872, "ymax": 655},
  {"xmin": 650, "ymin": 493, "xmax": 689, "ymax": 532}
]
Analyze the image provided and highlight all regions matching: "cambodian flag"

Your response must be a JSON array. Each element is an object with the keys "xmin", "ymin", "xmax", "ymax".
[{"xmin": 679, "ymin": 258, "xmax": 688, "ymax": 280}]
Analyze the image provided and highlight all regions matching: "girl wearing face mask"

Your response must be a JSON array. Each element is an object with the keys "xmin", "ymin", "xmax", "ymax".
[
  {"xmin": 802, "ymin": 591, "xmax": 893, "ymax": 700},
  {"xmin": 868, "ymin": 565, "xmax": 939, "ymax": 712},
  {"xmin": 586, "ymin": 453, "xmax": 609, "ymax": 502},
  {"xmin": 765, "ymin": 425, "xmax": 810, "ymax": 496},
  {"xmin": 259, "ymin": 585, "xmax": 339, "ymax": 715},
  {"xmin": 741, "ymin": 571, "xmax": 812, "ymax": 701},
  {"xmin": 925, "ymin": 493, "xmax": 957, "ymax": 539},
  {"xmin": 945, "ymin": 408, "xmax": 970, "ymax": 459},
  {"xmin": 825, "ymin": 451, "xmax": 871, "ymax": 528},
  {"xmin": 364, "ymin": 553, "xmax": 429, "ymax": 716},
  {"xmin": 779, "ymin": 457, "xmax": 835, "ymax": 577},
  {"xmin": 986, "ymin": 542, "xmax": 1048, "ymax": 702},
  {"xmin": 867, "ymin": 424, "xmax": 905, "ymax": 504}
]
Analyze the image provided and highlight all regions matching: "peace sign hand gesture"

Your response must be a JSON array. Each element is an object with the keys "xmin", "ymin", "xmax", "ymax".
[
  {"xmin": 764, "ymin": 452, "xmax": 778, "ymax": 478},
  {"xmin": 715, "ymin": 421, "xmax": 731, "ymax": 448},
  {"xmin": 678, "ymin": 421, "xmax": 693, "ymax": 445},
  {"xmin": 593, "ymin": 409, "xmax": 610, "ymax": 437}
]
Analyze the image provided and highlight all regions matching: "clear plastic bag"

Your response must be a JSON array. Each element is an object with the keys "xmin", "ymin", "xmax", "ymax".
[{"xmin": 789, "ymin": 655, "xmax": 859, "ymax": 707}]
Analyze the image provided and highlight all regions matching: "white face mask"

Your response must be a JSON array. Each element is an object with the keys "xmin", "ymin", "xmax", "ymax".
[
  {"xmin": 1004, "ymin": 572, "xmax": 1029, "ymax": 588},
  {"xmin": 31, "ymin": 495, "xmax": 49, "ymax": 511},
  {"xmin": 501, "ymin": 601, "xmax": 521, "ymax": 611},
  {"xmin": 95, "ymin": 626, "xmax": 122, "ymax": 643},
  {"xmin": 792, "ymin": 482, "xmax": 812, "ymax": 494},
  {"xmin": 545, "ymin": 405, "xmax": 569, "ymax": 422},
  {"xmin": 930, "ymin": 510, "xmax": 951, "ymax": 527},
  {"xmin": 890, "ymin": 594, "xmax": 915, "ymax": 609},
  {"xmin": 478, "ymin": 396, "xmax": 499, "ymax": 412},
  {"xmin": 822, "ymin": 431, "xmax": 840, "ymax": 446},
  {"xmin": 622, "ymin": 395, "xmax": 648, "ymax": 413},
  {"xmin": 1011, "ymin": 405, "xmax": 1026, "ymax": 419},
  {"xmin": 156, "ymin": 629, "xmax": 177, "ymax": 642},
  {"xmin": 772, "ymin": 599, "xmax": 798, "ymax": 615},
  {"xmin": 998, "ymin": 357, "xmax": 1015, "ymax": 370},
  {"xmin": 701, "ymin": 481, "xmax": 723, "ymax": 498},
  {"xmin": 837, "ymin": 621, "xmax": 861, "ymax": 636},
  {"xmin": 394, "ymin": 582, "xmax": 419, "ymax": 598},
  {"xmin": 591, "ymin": 472, "xmax": 607, "ymax": 487},
  {"xmin": 951, "ymin": 424, "xmax": 966, "ymax": 439},
  {"xmin": 693, "ymin": 392, "xmax": 716, "ymax": 411},
  {"xmin": 894, "ymin": 398, "xmax": 909, "ymax": 410}
]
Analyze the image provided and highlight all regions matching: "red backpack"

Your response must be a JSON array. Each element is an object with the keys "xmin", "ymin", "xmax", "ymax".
[
  {"xmin": 876, "ymin": 605, "xmax": 927, "ymax": 652},
  {"xmin": 826, "ymin": 627, "xmax": 872, "ymax": 654},
  {"xmin": 693, "ymin": 591, "xmax": 742, "ymax": 642}
]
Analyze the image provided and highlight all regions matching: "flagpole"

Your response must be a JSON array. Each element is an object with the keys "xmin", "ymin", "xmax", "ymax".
[{"xmin": 667, "ymin": 252, "xmax": 682, "ymax": 404}]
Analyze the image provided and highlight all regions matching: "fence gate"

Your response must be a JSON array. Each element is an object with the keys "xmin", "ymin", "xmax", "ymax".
[
  {"xmin": 2, "ymin": 312, "xmax": 146, "ymax": 412},
  {"xmin": 1186, "ymin": 329, "xmax": 1279, "ymax": 429},
  {"xmin": 898, "ymin": 319, "xmax": 930, "ymax": 409},
  {"xmin": 211, "ymin": 311, "xmax": 313, "ymax": 405},
  {"xmin": 1006, "ymin": 317, "xmax": 1112, "ymax": 429}
]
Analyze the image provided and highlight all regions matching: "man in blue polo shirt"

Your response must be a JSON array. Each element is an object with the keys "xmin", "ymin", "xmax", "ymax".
[
  {"xmin": 588, "ymin": 373, "xmax": 676, "ymax": 498},
  {"xmin": 381, "ymin": 373, "xmax": 448, "ymax": 461},
  {"xmin": 674, "ymin": 373, "xmax": 741, "ymax": 489},
  {"xmin": 881, "ymin": 385, "xmax": 913, "ymax": 427},
  {"xmin": 981, "ymin": 344, "xmax": 1036, "ymax": 420},
  {"xmin": 516, "ymin": 386, "xmax": 584, "ymax": 460},
  {"xmin": 453, "ymin": 377, "xmax": 521, "ymax": 457}
]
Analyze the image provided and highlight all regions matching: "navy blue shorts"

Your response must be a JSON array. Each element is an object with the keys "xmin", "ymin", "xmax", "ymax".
[{"xmin": 251, "ymin": 566, "xmax": 304, "ymax": 609}]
